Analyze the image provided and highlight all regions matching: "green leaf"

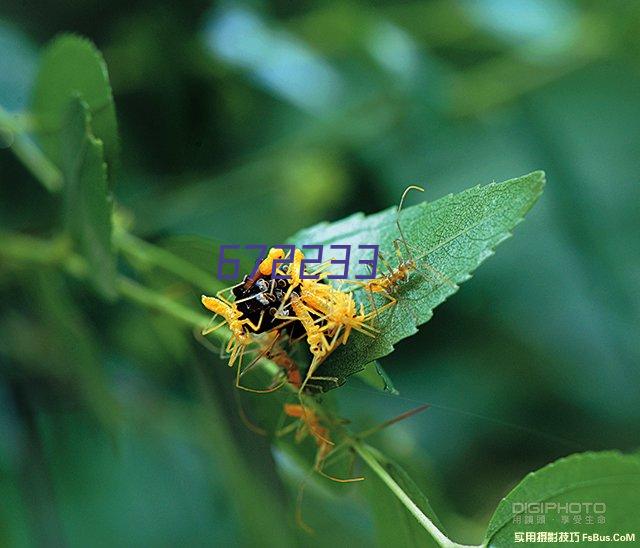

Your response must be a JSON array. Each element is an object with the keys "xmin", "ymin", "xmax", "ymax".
[
  {"xmin": 60, "ymin": 97, "xmax": 116, "ymax": 298},
  {"xmin": 288, "ymin": 171, "xmax": 545, "ymax": 390},
  {"xmin": 32, "ymin": 34, "xmax": 119, "ymax": 184},
  {"xmin": 356, "ymin": 361, "xmax": 398, "ymax": 394},
  {"xmin": 484, "ymin": 451, "xmax": 640, "ymax": 547},
  {"xmin": 356, "ymin": 443, "xmax": 456, "ymax": 547}
]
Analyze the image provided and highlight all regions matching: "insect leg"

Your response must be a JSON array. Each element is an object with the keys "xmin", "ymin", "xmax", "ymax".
[
  {"xmin": 393, "ymin": 238, "xmax": 457, "ymax": 290},
  {"xmin": 232, "ymin": 386, "xmax": 268, "ymax": 436},
  {"xmin": 215, "ymin": 281, "xmax": 244, "ymax": 305}
]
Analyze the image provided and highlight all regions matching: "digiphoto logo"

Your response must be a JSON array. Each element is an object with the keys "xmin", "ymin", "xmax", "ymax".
[{"xmin": 512, "ymin": 502, "xmax": 607, "ymax": 515}]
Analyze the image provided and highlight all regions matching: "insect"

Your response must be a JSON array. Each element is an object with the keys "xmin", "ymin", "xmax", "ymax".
[
  {"xmin": 201, "ymin": 249, "xmax": 304, "ymax": 390},
  {"xmin": 243, "ymin": 247, "xmax": 285, "ymax": 289},
  {"xmin": 267, "ymin": 342, "xmax": 303, "ymax": 389},
  {"xmin": 281, "ymin": 403, "xmax": 360, "ymax": 479},
  {"xmin": 229, "ymin": 246, "xmax": 378, "ymax": 393},
  {"xmin": 301, "ymin": 280, "xmax": 379, "ymax": 345},
  {"xmin": 288, "ymin": 281, "xmax": 379, "ymax": 393},
  {"xmin": 202, "ymin": 244, "xmax": 383, "ymax": 395},
  {"xmin": 279, "ymin": 402, "xmax": 363, "ymax": 532},
  {"xmin": 280, "ymin": 401, "xmax": 430, "ymax": 532},
  {"xmin": 232, "ymin": 330, "xmax": 304, "ymax": 394},
  {"xmin": 348, "ymin": 185, "xmax": 457, "ymax": 322},
  {"xmin": 201, "ymin": 294, "xmax": 260, "ymax": 368},
  {"xmin": 287, "ymin": 295, "xmax": 335, "ymax": 385}
]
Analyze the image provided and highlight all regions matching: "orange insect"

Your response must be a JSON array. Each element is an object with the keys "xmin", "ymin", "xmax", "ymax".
[
  {"xmin": 201, "ymin": 294, "xmax": 261, "ymax": 368},
  {"xmin": 200, "ymin": 249, "xmax": 302, "ymax": 390},
  {"xmin": 280, "ymin": 402, "xmax": 430, "ymax": 532},
  {"xmin": 348, "ymin": 185, "xmax": 457, "ymax": 320},
  {"xmin": 233, "ymin": 330, "xmax": 304, "ymax": 393},
  {"xmin": 280, "ymin": 402, "xmax": 363, "ymax": 531},
  {"xmin": 288, "ymin": 284, "xmax": 379, "ymax": 392}
]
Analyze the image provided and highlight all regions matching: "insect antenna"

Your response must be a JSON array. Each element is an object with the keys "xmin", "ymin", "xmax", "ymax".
[
  {"xmin": 395, "ymin": 185, "xmax": 457, "ymax": 290},
  {"xmin": 396, "ymin": 185, "xmax": 424, "ymax": 263},
  {"xmin": 356, "ymin": 404, "xmax": 430, "ymax": 439}
]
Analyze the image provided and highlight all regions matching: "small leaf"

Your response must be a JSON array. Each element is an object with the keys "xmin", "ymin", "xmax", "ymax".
[
  {"xmin": 289, "ymin": 171, "xmax": 545, "ymax": 389},
  {"xmin": 484, "ymin": 451, "xmax": 640, "ymax": 546},
  {"xmin": 32, "ymin": 34, "xmax": 119, "ymax": 184},
  {"xmin": 356, "ymin": 361, "xmax": 398, "ymax": 394},
  {"xmin": 60, "ymin": 96, "xmax": 116, "ymax": 298}
]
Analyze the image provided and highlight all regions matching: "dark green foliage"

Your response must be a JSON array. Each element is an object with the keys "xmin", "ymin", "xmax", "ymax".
[{"xmin": 1, "ymin": 3, "xmax": 639, "ymax": 547}]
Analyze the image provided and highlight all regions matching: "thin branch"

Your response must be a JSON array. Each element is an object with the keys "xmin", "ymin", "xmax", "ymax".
[
  {"xmin": 114, "ymin": 229, "xmax": 223, "ymax": 293},
  {"xmin": 353, "ymin": 442, "xmax": 483, "ymax": 548},
  {"xmin": 0, "ymin": 105, "xmax": 62, "ymax": 192}
]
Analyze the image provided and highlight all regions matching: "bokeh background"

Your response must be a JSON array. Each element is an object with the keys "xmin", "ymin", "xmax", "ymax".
[{"xmin": 1, "ymin": 1, "xmax": 639, "ymax": 546}]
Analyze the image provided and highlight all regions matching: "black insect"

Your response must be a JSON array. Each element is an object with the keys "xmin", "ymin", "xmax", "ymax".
[{"xmin": 232, "ymin": 275, "xmax": 301, "ymax": 335}]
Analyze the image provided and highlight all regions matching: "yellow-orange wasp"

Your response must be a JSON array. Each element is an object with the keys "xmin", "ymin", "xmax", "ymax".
[{"xmin": 201, "ymin": 294, "xmax": 261, "ymax": 367}]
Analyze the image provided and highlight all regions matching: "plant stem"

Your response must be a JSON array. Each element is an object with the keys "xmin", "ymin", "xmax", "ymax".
[
  {"xmin": 353, "ymin": 441, "xmax": 483, "ymax": 548},
  {"xmin": 116, "ymin": 275, "xmax": 211, "ymax": 329},
  {"xmin": 114, "ymin": 229, "xmax": 223, "ymax": 292},
  {"xmin": 0, "ymin": 105, "xmax": 63, "ymax": 192},
  {"xmin": 0, "ymin": 231, "xmax": 212, "ymax": 335},
  {"xmin": 0, "ymin": 231, "xmax": 285, "ymax": 382}
]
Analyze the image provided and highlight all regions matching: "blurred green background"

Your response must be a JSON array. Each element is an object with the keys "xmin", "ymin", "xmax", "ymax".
[{"xmin": 1, "ymin": 1, "xmax": 639, "ymax": 546}]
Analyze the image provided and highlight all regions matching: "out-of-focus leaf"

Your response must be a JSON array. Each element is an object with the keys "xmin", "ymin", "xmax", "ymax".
[
  {"xmin": 32, "ymin": 34, "xmax": 119, "ymax": 183},
  {"xmin": 289, "ymin": 171, "xmax": 545, "ymax": 389},
  {"xmin": 191, "ymin": 361, "xmax": 295, "ymax": 548},
  {"xmin": 59, "ymin": 97, "xmax": 116, "ymax": 298},
  {"xmin": 356, "ymin": 361, "xmax": 398, "ymax": 394},
  {"xmin": 0, "ymin": 21, "xmax": 38, "ymax": 111},
  {"xmin": 33, "ymin": 271, "xmax": 119, "ymax": 427},
  {"xmin": 484, "ymin": 451, "xmax": 640, "ymax": 546},
  {"xmin": 116, "ymin": 231, "xmax": 224, "ymax": 294},
  {"xmin": 204, "ymin": 6, "xmax": 345, "ymax": 115},
  {"xmin": 38, "ymin": 406, "xmax": 238, "ymax": 547},
  {"xmin": 130, "ymin": 151, "xmax": 349, "ymax": 244},
  {"xmin": 159, "ymin": 234, "xmax": 253, "ymax": 292}
]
